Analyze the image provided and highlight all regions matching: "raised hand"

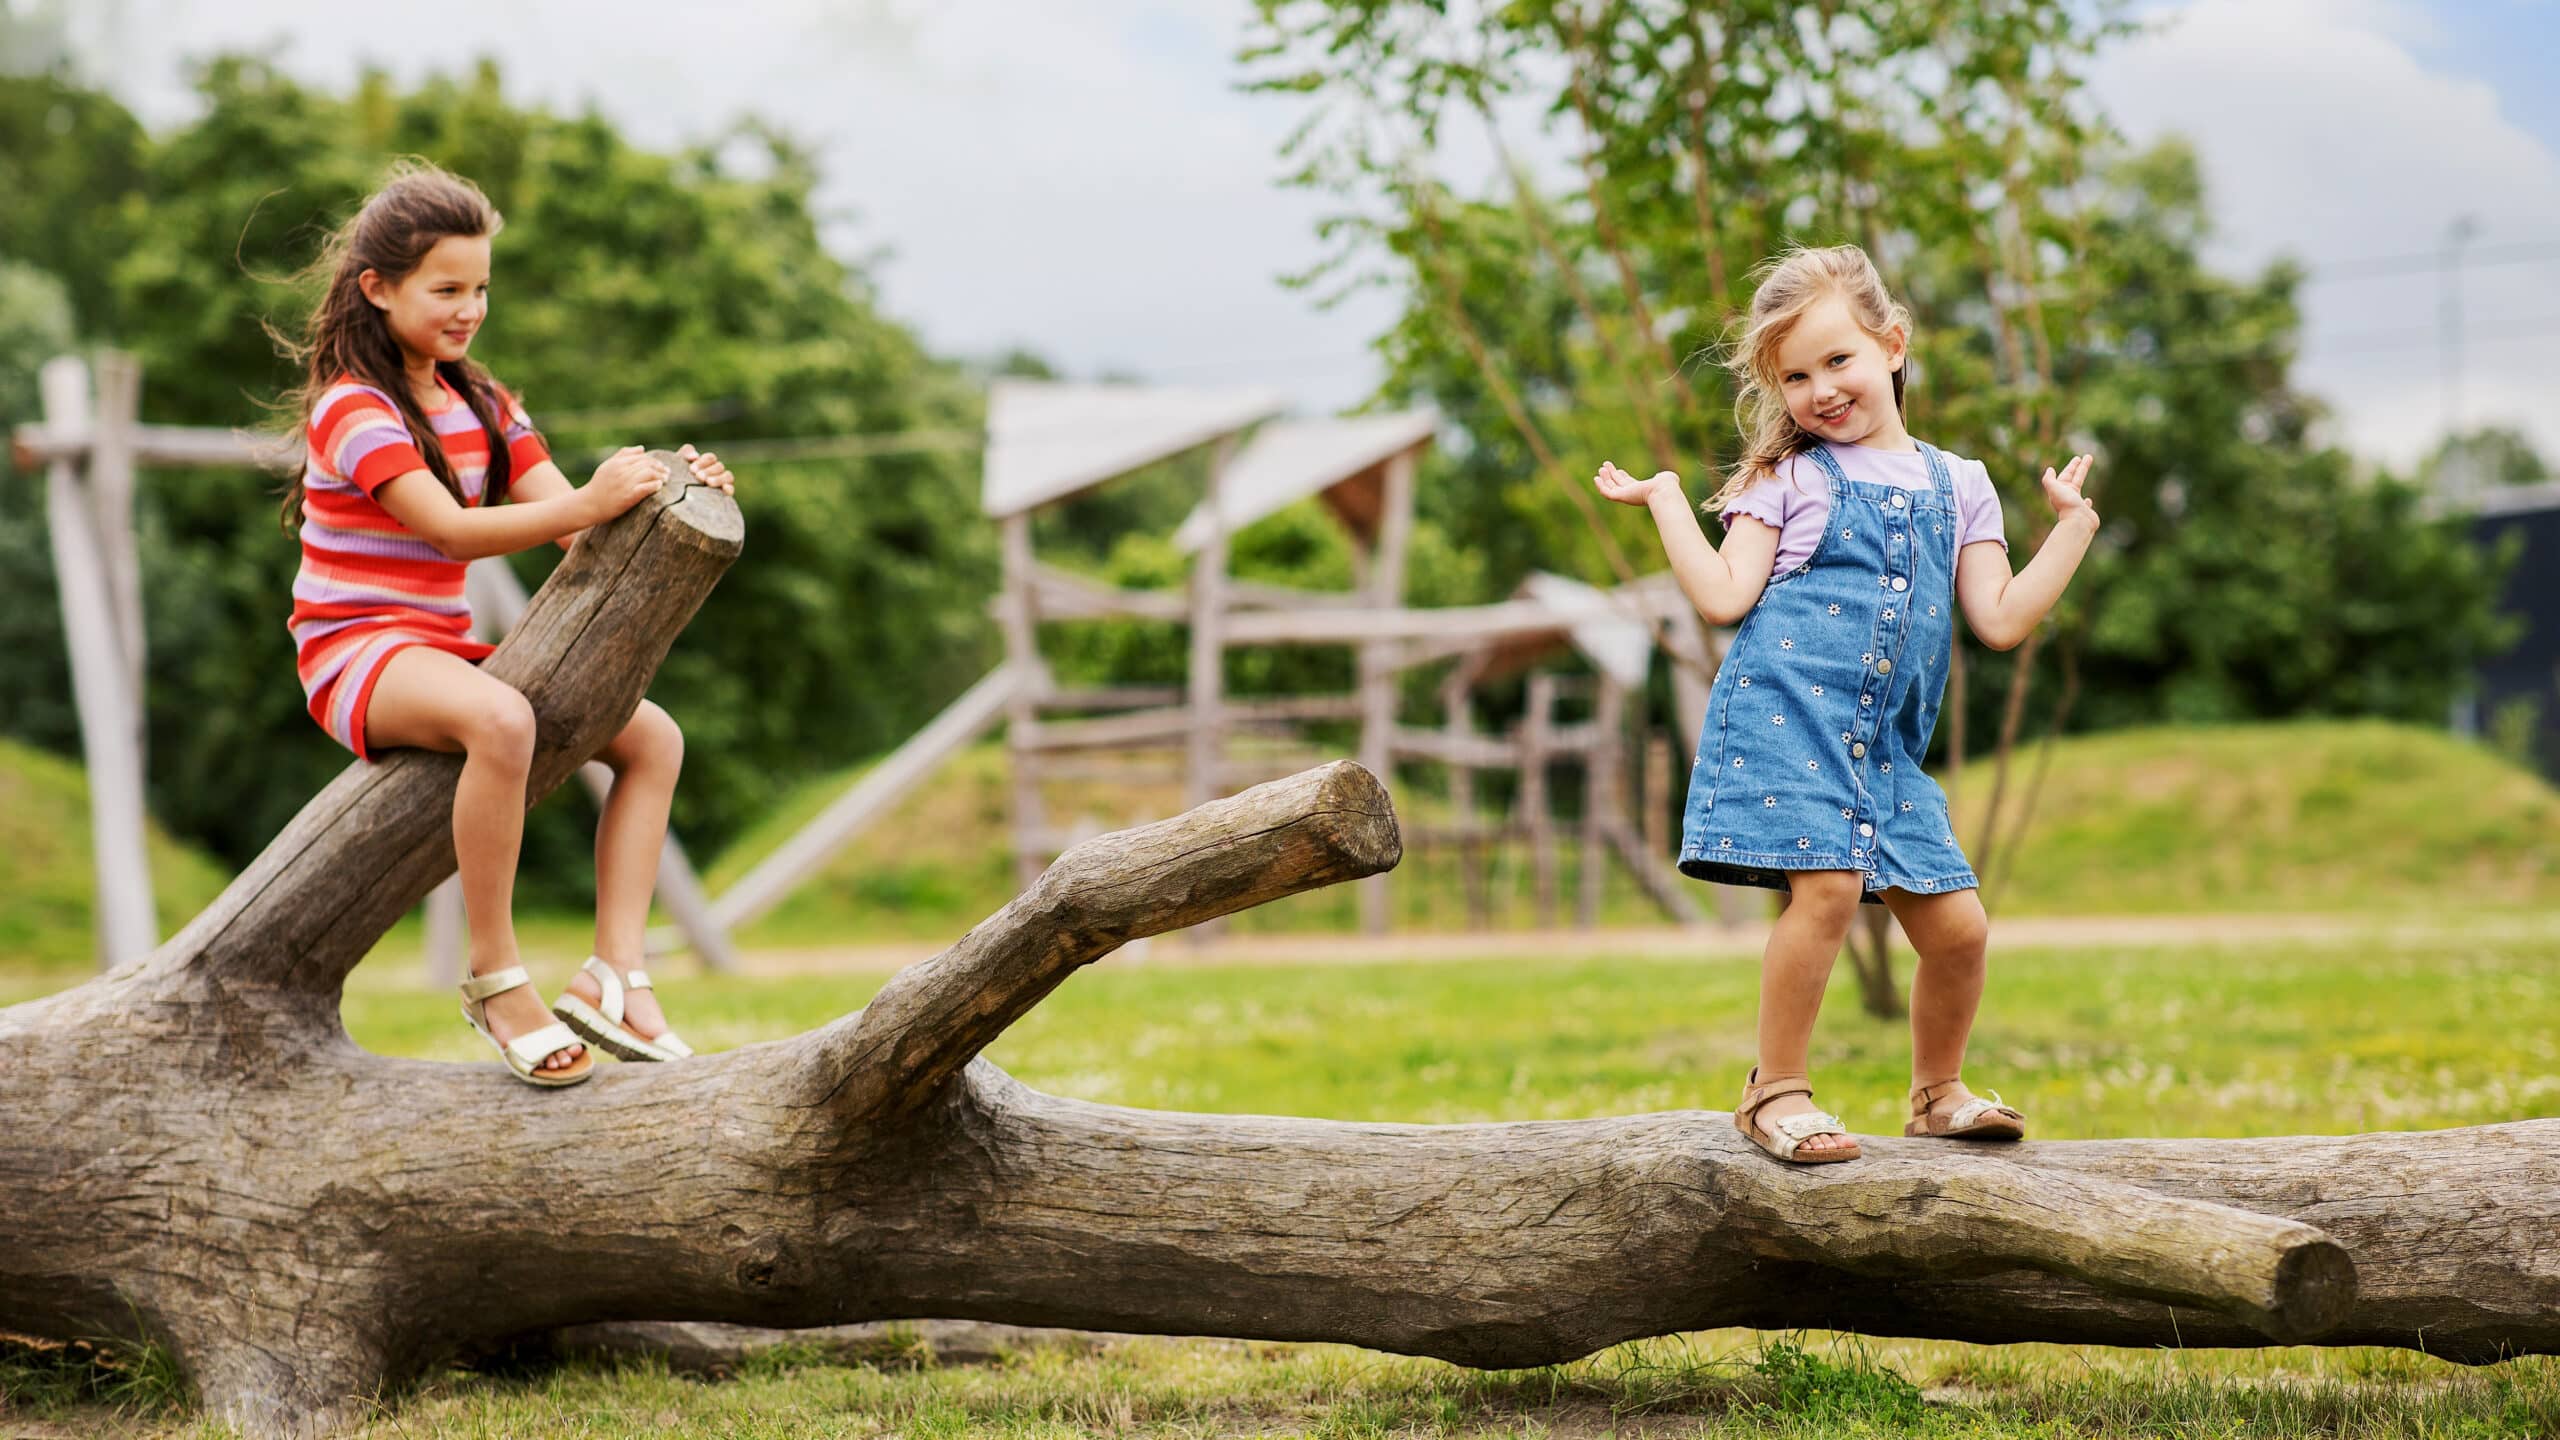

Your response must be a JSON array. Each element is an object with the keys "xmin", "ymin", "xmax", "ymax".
[
  {"xmin": 2040, "ymin": 453, "xmax": 2098, "ymax": 528},
  {"xmin": 1593, "ymin": 460, "xmax": 1681, "ymax": 507},
  {"xmin": 676, "ymin": 443, "xmax": 735, "ymax": 497}
]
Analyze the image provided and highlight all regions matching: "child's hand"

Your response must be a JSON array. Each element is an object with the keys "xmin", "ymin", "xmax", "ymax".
[
  {"xmin": 581, "ymin": 446, "xmax": 669, "ymax": 523},
  {"xmin": 2041, "ymin": 453, "xmax": 2099, "ymax": 530},
  {"xmin": 1593, "ymin": 460, "xmax": 1680, "ymax": 507},
  {"xmin": 676, "ymin": 443, "xmax": 735, "ymax": 497}
]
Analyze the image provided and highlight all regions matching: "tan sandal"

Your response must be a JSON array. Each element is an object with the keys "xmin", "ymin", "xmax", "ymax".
[
  {"xmin": 1734, "ymin": 1065, "xmax": 1862, "ymax": 1163},
  {"xmin": 552, "ymin": 956, "xmax": 695, "ymax": 1062},
  {"xmin": 1906, "ymin": 1078, "xmax": 2025, "ymax": 1140},
  {"xmin": 459, "ymin": 966, "xmax": 594, "ymax": 1087}
]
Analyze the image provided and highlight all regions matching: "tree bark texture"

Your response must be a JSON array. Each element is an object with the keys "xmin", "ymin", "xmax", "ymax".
[{"xmin": 3, "ymin": 461, "xmax": 2554, "ymax": 1438}]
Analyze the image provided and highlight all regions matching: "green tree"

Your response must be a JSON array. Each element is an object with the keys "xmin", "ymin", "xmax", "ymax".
[{"xmin": 1242, "ymin": 0, "xmax": 2509, "ymax": 749}]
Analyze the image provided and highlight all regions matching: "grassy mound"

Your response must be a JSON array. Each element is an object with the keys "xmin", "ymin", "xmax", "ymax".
[
  {"xmin": 1955, "ymin": 719, "xmax": 2560, "ymax": 914},
  {"xmin": 0, "ymin": 737, "xmax": 232, "ymax": 970}
]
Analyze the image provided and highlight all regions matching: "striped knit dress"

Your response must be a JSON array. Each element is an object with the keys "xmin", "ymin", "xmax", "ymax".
[{"xmin": 288, "ymin": 374, "xmax": 550, "ymax": 760}]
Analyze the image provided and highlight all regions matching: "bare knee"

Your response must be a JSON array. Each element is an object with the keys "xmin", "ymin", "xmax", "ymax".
[
  {"xmin": 460, "ymin": 688, "xmax": 538, "ymax": 771},
  {"xmin": 606, "ymin": 701, "xmax": 683, "ymax": 779},
  {"xmin": 1784, "ymin": 871, "xmax": 1865, "ymax": 937}
]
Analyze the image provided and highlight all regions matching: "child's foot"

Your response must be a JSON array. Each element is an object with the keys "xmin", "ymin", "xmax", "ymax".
[
  {"xmin": 1906, "ymin": 1078, "xmax": 2026, "ymax": 1140},
  {"xmin": 1735, "ymin": 1066, "xmax": 1861, "ymax": 1163},
  {"xmin": 462, "ymin": 956, "xmax": 587, "ymax": 1077},
  {"xmin": 562, "ymin": 957, "xmax": 671, "ymax": 1042}
]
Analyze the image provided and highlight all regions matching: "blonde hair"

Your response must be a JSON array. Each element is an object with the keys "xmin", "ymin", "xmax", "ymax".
[{"xmin": 1702, "ymin": 244, "xmax": 1914, "ymax": 514}]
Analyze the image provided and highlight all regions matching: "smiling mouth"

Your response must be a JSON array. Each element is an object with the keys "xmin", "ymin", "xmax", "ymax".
[{"xmin": 1815, "ymin": 401, "xmax": 1853, "ymax": 424}]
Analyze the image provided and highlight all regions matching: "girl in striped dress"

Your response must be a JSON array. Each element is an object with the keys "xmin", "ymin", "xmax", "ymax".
[{"xmin": 282, "ymin": 163, "xmax": 735, "ymax": 1086}]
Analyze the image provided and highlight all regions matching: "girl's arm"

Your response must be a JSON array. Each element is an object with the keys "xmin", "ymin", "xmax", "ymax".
[
  {"xmin": 507, "ymin": 445, "xmax": 737, "ymax": 552},
  {"xmin": 1592, "ymin": 462, "xmax": 1779, "ymax": 625},
  {"xmin": 1955, "ymin": 453, "xmax": 2099, "ymax": 651},
  {"xmin": 372, "ymin": 446, "xmax": 666, "ymax": 562}
]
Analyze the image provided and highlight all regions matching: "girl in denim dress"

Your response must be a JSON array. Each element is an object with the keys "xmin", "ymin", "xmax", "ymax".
[{"xmin": 1594, "ymin": 245, "xmax": 2101, "ymax": 1164}]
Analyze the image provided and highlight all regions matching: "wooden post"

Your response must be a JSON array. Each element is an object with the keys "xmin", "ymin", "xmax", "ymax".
[
  {"xmin": 1579, "ymin": 675, "xmax": 1625, "ymax": 929},
  {"xmin": 1186, "ymin": 437, "xmax": 1238, "ymax": 945},
  {"xmin": 1642, "ymin": 729, "xmax": 1671, "ymax": 861},
  {"xmin": 42, "ymin": 356, "xmax": 156, "ymax": 971},
  {"xmin": 422, "ymin": 877, "xmax": 465, "ymax": 989},
  {"xmin": 999, "ymin": 512, "xmax": 1049, "ymax": 892},
  {"xmin": 1355, "ymin": 448, "xmax": 1418, "ymax": 935},
  {"xmin": 1522, "ymin": 672, "xmax": 1558, "ymax": 927},
  {"xmin": 88, "ymin": 351, "xmax": 146, "ymax": 734},
  {"xmin": 1442, "ymin": 668, "xmax": 1490, "ymax": 929}
]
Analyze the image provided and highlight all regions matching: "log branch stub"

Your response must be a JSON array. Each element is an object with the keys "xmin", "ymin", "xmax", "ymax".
[{"xmin": 811, "ymin": 758, "xmax": 1399, "ymax": 1121}]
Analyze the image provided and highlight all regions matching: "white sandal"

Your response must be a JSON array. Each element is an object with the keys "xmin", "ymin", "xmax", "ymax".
[
  {"xmin": 459, "ymin": 966, "xmax": 593, "ymax": 1087},
  {"xmin": 551, "ymin": 956, "xmax": 695, "ymax": 1062}
]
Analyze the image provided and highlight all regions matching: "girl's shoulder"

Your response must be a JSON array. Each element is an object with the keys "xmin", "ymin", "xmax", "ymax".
[
  {"xmin": 1912, "ymin": 440, "xmax": 1997, "ymax": 497},
  {"xmin": 306, "ymin": 375, "xmax": 406, "ymax": 439}
]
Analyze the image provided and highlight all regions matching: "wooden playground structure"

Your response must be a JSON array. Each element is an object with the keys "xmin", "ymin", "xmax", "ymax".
[{"xmin": 17, "ymin": 356, "xmax": 1731, "ymax": 973}]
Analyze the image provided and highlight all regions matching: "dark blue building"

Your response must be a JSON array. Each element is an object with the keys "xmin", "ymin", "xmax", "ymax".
[{"xmin": 2465, "ymin": 482, "xmax": 2560, "ymax": 778}]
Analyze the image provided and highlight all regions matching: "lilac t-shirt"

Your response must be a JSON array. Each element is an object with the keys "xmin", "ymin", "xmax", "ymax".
[{"xmin": 1719, "ymin": 441, "xmax": 2007, "ymax": 578}]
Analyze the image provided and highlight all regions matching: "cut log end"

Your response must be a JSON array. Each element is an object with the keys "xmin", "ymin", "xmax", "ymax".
[{"xmin": 2265, "ymin": 1238, "xmax": 2359, "ymax": 1343}]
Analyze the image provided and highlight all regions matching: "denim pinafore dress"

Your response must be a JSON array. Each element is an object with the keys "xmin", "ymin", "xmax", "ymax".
[{"xmin": 1677, "ymin": 440, "xmax": 1978, "ymax": 901}]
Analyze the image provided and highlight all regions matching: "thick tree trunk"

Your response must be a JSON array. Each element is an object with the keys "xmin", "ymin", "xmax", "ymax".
[{"xmin": 2, "ymin": 462, "xmax": 2553, "ymax": 1439}]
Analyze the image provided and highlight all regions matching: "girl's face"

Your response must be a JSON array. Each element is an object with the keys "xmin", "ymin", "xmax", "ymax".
[
  {"xmin": 1772, "ymin": 292, "xmax": 1908, "ymax": 449},
  {"xmin": 360, "ymin": 233, "xmax": 492, "ymax": 371}
]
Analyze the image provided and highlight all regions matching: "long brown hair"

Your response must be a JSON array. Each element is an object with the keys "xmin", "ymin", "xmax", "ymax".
[
  {"xmin": 275, "ymin": 161, "xmax": 518, "ymax": 534},
  {"xmin": 1702, "ymin": 243, "xmax": 1914, "ymax": 515}
]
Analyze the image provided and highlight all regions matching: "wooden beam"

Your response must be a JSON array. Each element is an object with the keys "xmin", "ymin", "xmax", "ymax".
[
  {"xmin": 705, "ymin": 661, "xmax": 1022, "ymax": 935},
  {"xmin": 1026, "ymin": 561, "xmax": 1189, "ymax": 622},
  {"xmin": 11, "ymin": 420, "xmax": 297, "ymax": 471}
]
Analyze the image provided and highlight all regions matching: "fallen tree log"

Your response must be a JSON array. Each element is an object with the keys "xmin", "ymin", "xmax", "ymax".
[{"xmin": 3, "ymin": 461, "xmax": 2554, "ymax": 1439}]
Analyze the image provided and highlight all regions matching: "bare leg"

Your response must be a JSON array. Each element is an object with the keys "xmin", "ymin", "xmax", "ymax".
[
  {"xmin": 363, "ymin": 648, "xmax": 582, "ymax": 1073},
  {"xmin": 1879, "ymin": 886, "xmax": 1999, "ymax": 1119},
  {"xmin": 1745, "ymin": 870, "xmax": 1864, "ymax": 1155},
  {"xmin": 563, "ymin": 700, "xmax": 684, "ymax": 1040}
]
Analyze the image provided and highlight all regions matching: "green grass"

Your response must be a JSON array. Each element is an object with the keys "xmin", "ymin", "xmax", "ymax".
[
  {"xmin": 6, "ymin": 923, "xmax": 2559, "ymax": 1435},
  {"xmin": 0, "ymin": 737, "xmax": 232, "ymax": 970}
]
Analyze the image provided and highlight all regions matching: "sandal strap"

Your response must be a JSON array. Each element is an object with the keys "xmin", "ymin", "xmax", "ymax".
[
  {"xmin": 503, "ymin": 1020, "xmax": 585, "ymax": 1070},
  {"xmin": 1911, "ymin": 1078, "xmax": 1965, "ymax": 1113},
  {"xmin": 1736, "ymin": 1072, "xmax": 1815, "ymax": 1132},
  {"xmin": 1770, "ymin": 1110, "xmax": 1848, "ymax": 1142},
  {"xmin": 579, "ymin": 956, "xmax": 627, "ymax": 1026},
  {"xmin": 459, "ymin": 965, "xmax": 532, "ymax": 1003},
  {"xmin": 623, "ymin": 969, "xmax": 655, "ymax": 992}
]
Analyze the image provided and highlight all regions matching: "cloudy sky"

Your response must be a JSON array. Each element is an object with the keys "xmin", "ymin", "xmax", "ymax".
[{"xmin": 51, "ymin": 0, "xmax": 2560, "ymax": 469}]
